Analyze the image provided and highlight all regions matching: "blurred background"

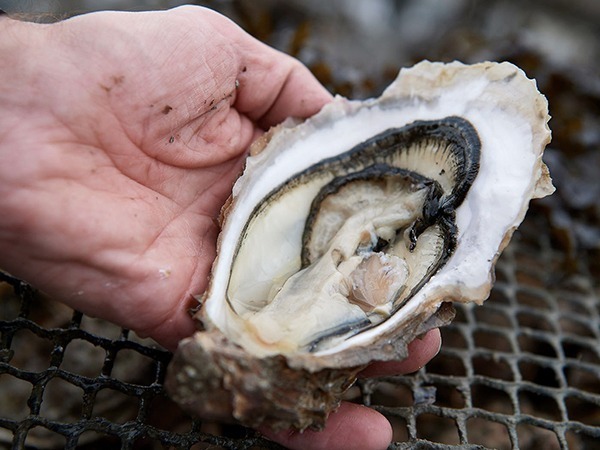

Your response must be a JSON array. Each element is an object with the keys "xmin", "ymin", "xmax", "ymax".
[{"xmin": 0, "ymin": 1, "xmax": 599, "ymax": 449}]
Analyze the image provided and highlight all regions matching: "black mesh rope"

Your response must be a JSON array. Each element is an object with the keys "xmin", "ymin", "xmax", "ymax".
[
  {"xmin": 0, "ymin": 272, "xmax": 280, "ymax": 449},
  {"xmin": 357, "ymin": 211, "xmax": 600, "ymax": 449},
  {"xmin": 1, "ymin": 209, "xmax": 599, "ymax": 449}
]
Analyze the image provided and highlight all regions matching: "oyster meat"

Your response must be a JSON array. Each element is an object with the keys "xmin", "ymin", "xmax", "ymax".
[{"xmin": 165, "ymin": 61, "xmax": 554, "ymax": 431}]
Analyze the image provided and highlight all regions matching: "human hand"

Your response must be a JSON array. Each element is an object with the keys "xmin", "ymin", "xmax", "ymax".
[
  {"xmin": 0, "ymin": 6, "xmax": 330, "ymax": 349},
  {"xmin": 0, "ymin": 7, "xmax": 441, "ymax": 449}
]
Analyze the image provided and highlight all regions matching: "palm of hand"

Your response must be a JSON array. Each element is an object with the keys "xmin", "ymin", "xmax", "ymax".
[{"xmin": 1, "ymin": 7, "xmax": 329, "ymax": 349}]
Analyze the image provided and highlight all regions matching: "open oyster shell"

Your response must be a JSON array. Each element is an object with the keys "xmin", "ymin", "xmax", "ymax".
[{"xmin": 165, "ymin": 61, "xmax": 554, "ymax": 431}]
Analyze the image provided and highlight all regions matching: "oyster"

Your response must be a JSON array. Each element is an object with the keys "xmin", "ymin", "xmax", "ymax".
[{"xmin": 165, "ymin": 61, "xmax": 554, "ymax": 430}]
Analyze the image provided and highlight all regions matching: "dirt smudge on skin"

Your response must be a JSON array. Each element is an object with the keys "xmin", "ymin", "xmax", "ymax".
[{"xmin": 100, "ymin": 75, "xmax": 126, "ymax": 93}]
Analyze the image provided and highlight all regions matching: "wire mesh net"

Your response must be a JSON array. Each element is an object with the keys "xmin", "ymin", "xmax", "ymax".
[
  {"xmin": 359, "ymin": 209, "xmax": 600, "ymax": 449},
  {"xmin": 0, "ymin": 272, "xmax": 280, "ymax": 449},
  {"xmin": 1, "ymin": 207, "xmax": 599, "ymax": 449}
]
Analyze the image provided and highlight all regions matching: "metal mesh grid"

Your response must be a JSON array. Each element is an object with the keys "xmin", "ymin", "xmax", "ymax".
[
  {"xmin": 357, "ymin": 210, "xmax": 600, "ymax": 449},
  {"xmin": 1, "ymin": 208, "xmax": 599, "ymax": 449},
  {"xmin": 0, "ymin": 272, "xmax": 281, "ymax": 449}
]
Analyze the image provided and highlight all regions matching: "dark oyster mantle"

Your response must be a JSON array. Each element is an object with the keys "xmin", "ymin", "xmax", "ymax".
[{"xmin": 165, "ymin": 61, "xmax": 554, "ymax": 431}]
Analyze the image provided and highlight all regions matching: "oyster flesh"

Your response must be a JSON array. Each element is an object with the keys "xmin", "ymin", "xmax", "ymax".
[{"xmin": 165, "ymin": 61, "xmax": 554, "ymax": 431}]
